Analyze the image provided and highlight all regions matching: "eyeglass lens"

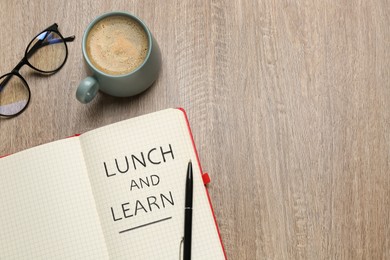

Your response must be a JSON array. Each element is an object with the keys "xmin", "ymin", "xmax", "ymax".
[
  {"xmin": 27, "ymin": 31, "xmax": 67, "ymax": 72},
  {"xmin": 0, "ymin": 74, "xmax": 29, "ymax": 116}
]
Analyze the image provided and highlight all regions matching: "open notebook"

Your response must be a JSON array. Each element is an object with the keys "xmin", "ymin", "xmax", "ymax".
[{"xmin": 0, "ymin": 108, "xmax": 226, "ymax": 259}]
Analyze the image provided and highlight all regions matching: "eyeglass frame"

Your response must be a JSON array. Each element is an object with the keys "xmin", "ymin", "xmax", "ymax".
[{"xmin": 0, "ymin": 23, "xmax": 75, "ymax": 118}]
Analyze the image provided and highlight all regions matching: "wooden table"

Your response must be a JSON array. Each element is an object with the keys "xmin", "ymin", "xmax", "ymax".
[{"xmin": 1, "ymin": 1, "xmax": 389, "ymax": 259}]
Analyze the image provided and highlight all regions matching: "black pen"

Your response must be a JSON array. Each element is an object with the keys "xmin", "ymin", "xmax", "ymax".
[{"xmin": 183, "ymin": 160, "xmax": 193, "ymax": 260}]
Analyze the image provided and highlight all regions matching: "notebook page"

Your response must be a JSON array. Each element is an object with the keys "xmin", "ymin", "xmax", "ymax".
[
  {"xmin": 80, "ymin": 108, "xmax": 225, "ymax": 259},
  {"xmin": 0, "ymin": 137, "xmax": 109, "ymax": 259}
]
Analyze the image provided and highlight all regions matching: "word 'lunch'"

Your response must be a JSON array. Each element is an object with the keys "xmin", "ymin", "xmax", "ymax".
[{"xmin": 104, "ymin": 144, "xmax": 174, "ymax": 177}]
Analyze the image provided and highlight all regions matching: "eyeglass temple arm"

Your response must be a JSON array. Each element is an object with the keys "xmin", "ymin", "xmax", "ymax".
[
  {"xmin": 26, "ymin": 35, "xmax": 75, "ymax": 60},
  {"xmin": 64, "ymin": 36, "xmax": 76, "ymax": 42}
]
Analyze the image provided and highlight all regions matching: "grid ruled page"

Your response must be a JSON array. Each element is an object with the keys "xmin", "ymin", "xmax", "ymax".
[
  {"xmin": 0, "ymin": 138, "xmax": 109, "ymax": 259},
  {"xmin": 80, "ymin": 108, "xmax": 225, "ymax": 259}
]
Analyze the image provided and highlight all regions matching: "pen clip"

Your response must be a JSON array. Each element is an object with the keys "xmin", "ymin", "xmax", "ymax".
[{"xmin": 179, "ymin": 237, "xmax": 184, "ymax": 260}]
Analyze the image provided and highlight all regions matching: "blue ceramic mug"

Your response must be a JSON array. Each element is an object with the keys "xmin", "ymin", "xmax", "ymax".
[{"xmin": 76, "ymin": 11, "xmax": 161, "ymax": 103}]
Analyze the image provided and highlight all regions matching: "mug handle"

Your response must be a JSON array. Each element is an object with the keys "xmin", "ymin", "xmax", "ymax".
[{"xmin": 76, "ymin": 76, "xmax": 100, "ymax": 104}]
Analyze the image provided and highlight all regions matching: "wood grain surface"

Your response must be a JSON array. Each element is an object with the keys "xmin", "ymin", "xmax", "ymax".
[{"xmin": 0, "ymin": 0, "xmax": 389, "ymax": 259}]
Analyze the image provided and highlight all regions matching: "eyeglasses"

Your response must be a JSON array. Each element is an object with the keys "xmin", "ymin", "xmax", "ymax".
[{"xmin": 0, "ymin": 23, "xmax": 75, "ymax": 118}]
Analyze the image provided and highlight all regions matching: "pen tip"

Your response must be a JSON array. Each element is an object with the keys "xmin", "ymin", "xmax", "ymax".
[{"xmin": 189, "ymin": 159, "xmax": 192, "ymax": 163}]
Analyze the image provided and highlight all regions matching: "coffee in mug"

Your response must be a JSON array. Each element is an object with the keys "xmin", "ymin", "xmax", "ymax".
[
  {"xmin": 76, "ymin": 11, "xmax": 161, "ymax": 104},
  {"xmin": 86, "ymin": 16, "xmax": 148, "ymax": 75}
]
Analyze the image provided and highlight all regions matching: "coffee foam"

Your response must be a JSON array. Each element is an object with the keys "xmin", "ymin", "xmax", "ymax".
[{"xmin": 86, "ymin": 16, "xmax": 149, "ymax": 75}]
